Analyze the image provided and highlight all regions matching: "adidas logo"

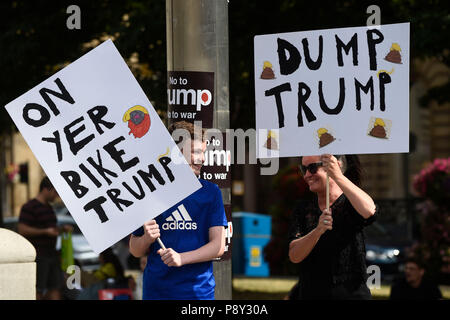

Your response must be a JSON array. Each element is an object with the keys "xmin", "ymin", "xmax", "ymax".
[{"xmin": 162, "ymin": 204, "xmax": 198, "ymax": 230}]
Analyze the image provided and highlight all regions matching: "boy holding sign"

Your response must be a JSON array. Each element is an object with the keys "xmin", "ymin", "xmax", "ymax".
[{"xmin": 129, "ymin": 121, "xmax": 228, "ymax": 300}]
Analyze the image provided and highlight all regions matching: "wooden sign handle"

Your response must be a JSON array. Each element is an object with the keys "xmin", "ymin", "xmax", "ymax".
[
  {"xmin": 326, "ymin": 172, "xmax": 330, "ymax": 211},
  {"xmin": 157, "ymin": 237, "xmax": 166, "ymax": 250}
]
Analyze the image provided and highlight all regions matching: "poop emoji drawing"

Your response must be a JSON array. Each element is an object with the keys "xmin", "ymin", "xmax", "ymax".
[
  {"xmin": 263, "ymin": 130, "xmax": 279, "ymax": 150},
  {"xmin": 260, "ymin": 61, "xmax": 276, "ymax": 80},
  {"xmin": 384, "ymin": 43, "xmax": 402, "ymax": 64},
  {"xmin": 369, "ymin": 117, "xmax": 389, "ymax": 139},
  {"xmin": 317, "ymin": 128, "xmax": 335, "ymax": 148},
  {"xmin": 123, "ymin": 105, "xmax": 151, "ymax": 138}
]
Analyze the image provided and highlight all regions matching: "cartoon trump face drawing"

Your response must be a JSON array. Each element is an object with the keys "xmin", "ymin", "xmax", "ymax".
[{"xmin": 123, "ymin": 105, "xmax": 151, "ymax": 138}]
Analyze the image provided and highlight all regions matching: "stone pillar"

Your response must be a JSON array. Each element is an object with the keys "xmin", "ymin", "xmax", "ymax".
[{"xmin": 0, "ymin": 228, "xmax": 36, "ymax": 300}]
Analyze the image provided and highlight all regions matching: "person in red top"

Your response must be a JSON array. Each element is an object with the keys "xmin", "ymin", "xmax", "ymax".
[{"xmin": 18, "ymin": 176, "xmax": 72, "ymax": 300}]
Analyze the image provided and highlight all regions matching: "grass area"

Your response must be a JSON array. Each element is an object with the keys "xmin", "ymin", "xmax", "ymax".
[
  {"xmin": 233, "ymin": 277, "xmax": 297, "ymax": 293},
  {"xmin": 233, "ymin": 277, "xmax": 296, "ymax": 300},
  {"xmin": 232, "ymin": 276, "xmax": 450, "ymax": 300}
]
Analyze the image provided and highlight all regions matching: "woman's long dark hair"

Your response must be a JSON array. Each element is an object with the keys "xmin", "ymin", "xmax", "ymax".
[{"xmin": 340, "ymin": 154, "xmax": 362, "ymax": 187}]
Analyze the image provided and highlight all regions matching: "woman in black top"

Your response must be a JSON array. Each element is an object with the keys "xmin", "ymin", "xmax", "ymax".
[{"xmin": 288, "ymin": 154, "xmax": 378, "ymax": 299}]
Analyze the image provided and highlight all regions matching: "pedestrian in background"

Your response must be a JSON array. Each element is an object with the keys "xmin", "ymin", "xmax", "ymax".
[
  {"xmin": 18, "ymin": 176, "xmax": 72, "ymax": 300},
  {"xmin": 390, "ymin": 256, "xmax": 442, "ymax": 300},
  {"xmin": 132, "ymin": 256, "xmax": 148, "ymax": 300}
]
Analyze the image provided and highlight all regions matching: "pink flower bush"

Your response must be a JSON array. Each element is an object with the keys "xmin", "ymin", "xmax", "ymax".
[
  {"xmin": 410, "ymin": 158, "xmax": 450, "ymax": 282},
  {"xmin": 413, "ymin": 157, "xmax": 450, "ymax": 207}
]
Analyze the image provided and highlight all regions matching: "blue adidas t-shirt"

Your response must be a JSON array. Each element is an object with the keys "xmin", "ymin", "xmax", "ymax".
[{"xmin": 132, "ymin": 179, "xmax": 228, "ymax": 300}]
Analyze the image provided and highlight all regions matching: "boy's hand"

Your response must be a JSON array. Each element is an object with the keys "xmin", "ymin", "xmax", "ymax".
[
  {"xmin": 157, "ymin": 248, "xmax": 183, "ymax": 267},
  {"xmin": 143, "ymin": 220, "xmax": 160, "ymax": 243}
]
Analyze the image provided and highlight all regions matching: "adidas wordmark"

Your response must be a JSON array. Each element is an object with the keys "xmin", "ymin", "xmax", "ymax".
[{"xmin": 162, "ymin": 204, "xmax": 198, "ymax": 230}]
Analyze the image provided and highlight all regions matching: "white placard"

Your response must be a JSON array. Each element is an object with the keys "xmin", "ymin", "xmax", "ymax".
[
  {"xmin": 5, "ymin": 40, "xmax": 202, "ymax": 253},
  {"xmin": 254, "ymin": 23, "xmax": 410, "ymax": 158}
]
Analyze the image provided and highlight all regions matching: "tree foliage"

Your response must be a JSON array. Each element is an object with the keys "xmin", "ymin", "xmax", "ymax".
[
  {"xmin": 0, "ymin": 0, "xmax": 166, "ymax": 132},
  {"xmin": 0, "ymin": 0, "xmax": 448, "ymax": 133}
]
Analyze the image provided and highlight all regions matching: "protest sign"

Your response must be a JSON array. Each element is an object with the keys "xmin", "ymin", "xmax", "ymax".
[
  {"xmin": 5, "ymin": 40, "xmax": 202, "ymax": 254},
  {"xmin": 167, "ymin": 71, "xmax": 214, "ymax": 128},
  {"xmin": 167, "ymin": 71, "xmax": 231, "ymax": 188},
  {"xmin": 201, "ymin": 131, "xmax": 231, "ymax": 188},
  {"xmin": 254, "ymin": 23, "xmax": 410, "ymax": 158}
]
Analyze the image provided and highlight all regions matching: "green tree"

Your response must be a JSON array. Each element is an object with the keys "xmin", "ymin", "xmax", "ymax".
[
  {"xmin": 0, "ymin": 0, "xmax": 167, "ymax": 132},
  {"xmin": 1, "ymin": 1, "xmax": 448, "ymax": 132},
  {"xmin": 0, "ymin": 0, "xmax": 167, "ymax": 224}
]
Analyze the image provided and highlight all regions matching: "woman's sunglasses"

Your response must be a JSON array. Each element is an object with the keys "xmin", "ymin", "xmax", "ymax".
[{"xmin": 299, "ymin": 162, "xmax": 323, "ymax": 175}]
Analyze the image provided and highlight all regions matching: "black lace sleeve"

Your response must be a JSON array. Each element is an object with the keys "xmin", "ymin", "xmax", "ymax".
[{"xmin": 345, "ymin": 198, "xmax": 379, "ymax": 230}]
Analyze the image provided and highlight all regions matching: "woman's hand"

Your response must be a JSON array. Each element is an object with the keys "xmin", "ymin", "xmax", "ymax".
[
  {"xmin": 321, "ymin": 154, "xmax": 376, "ymax": 220},
  {"xmin": 320, "ymin": 154, "xmax": 344, "ymax": 180},
  {"xmin": 157, "ymin": 248, "xmax": 183, "ymax": 267},
  {"xmin": 316, "ymin": 209, "xmax": 333, "ymax": 235}
]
